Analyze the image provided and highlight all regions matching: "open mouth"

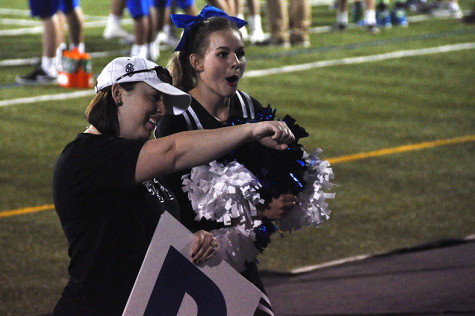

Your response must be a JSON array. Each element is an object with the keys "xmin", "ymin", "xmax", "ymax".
[{"xmin": 226, "ymin": 75, "xmax": 239, "ymax": 85}]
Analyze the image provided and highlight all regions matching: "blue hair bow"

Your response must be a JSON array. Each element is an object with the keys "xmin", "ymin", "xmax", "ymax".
[{"xmin": 171, "ymin": 4, "xmax": 247, "ymax": 51}]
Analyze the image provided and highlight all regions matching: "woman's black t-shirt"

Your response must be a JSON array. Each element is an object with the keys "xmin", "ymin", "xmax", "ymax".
[{"xmin": 53, "ymin": 133, "xmax": 178, "ymax": 315}]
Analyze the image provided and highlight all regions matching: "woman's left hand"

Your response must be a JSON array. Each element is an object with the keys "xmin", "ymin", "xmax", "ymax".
[{"xmin": 190, "ymin": 230, "xmax": 218, "ymax": 264}]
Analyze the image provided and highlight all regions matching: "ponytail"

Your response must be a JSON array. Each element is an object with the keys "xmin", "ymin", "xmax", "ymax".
[{"xmin": 167, "ymin": 51, "xmax": 196, "ymax": 92}]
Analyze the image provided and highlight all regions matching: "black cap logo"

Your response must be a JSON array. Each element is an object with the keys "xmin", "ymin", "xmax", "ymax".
[{"xmin": 125, "ymin": 63, "xmax": 135, "ymax": 77}]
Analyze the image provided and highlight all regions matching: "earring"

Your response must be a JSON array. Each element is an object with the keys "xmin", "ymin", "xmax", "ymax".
[{"xmin": 117, "ymin": 100, "xmax": 123, "ymax": 106}]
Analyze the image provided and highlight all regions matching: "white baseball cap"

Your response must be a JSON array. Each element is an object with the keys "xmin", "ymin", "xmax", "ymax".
[{"xmin": 95, "ymin": 56, "xmax": 191, "ymax": 115}]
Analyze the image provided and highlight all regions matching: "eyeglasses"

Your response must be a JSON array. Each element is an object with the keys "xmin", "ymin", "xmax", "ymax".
[{"xmin": 115, "ymin": 66, "xmax": 173, "ymax": 84}]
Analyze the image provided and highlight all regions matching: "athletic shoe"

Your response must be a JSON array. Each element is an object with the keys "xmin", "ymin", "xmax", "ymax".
[
  {"xmin": 377, "ymin": 10, "xmax": 393, "ymax": 28},
  {"xmin": 254, "ymin": 37, "xmax": 290, "ymax": 48},
  {"xmin": 358, "ymin": 19, "xmax": 368, "ymax": 27},
  {"xmin": 447, "ymin": 2, "xmax": 463, "ymax": 18},
  {"xmin": 331, "ymin": 22, "xmax": 348, "ymax": 31},
  {"xmin": 292, "ymin": 40, "xmax": 311, "ymax": 48},
  {"xmin": 149, "ymin": 42, "xmax": 160, "ymax": 61},
  {"xmin": 405, "ymin": 0, "xmax": 430, "ymax": 12},
  {"xmin": 156, "ymin": 31, "xmax": 179, "ymax": 49},
  {"xmin": 103, "ymin": 23, "xmax": 131, "ymax": 40},
  {"xmin": 119, "ymin": 34, "xmax": 135, "ymax": 45},
  {"xmin": 249, "ymin": 29, "xmax": 268, "ymax": 44},
  {"xmin": 367, "ymin": 24, "xmax": 380, "ymax": 34},
  {"xmin": 391, "ymin": 8, "xmax": 408, "ymax": 26},
  {"xmin": 16, "ymin": 66, "xmax": 57, "ymax": 85},
  {"xmin": 429, "ymin": 1, "xmax": 454, "ymax": 18},
  {"xmin": 55, "ymin": 43, "xmax": 67, "ymax": 72}
]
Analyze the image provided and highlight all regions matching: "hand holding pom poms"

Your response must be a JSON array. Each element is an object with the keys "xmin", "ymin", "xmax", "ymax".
[{"xmin": 181, "ymin": 105, "xmax": 335, "ymax": 270}]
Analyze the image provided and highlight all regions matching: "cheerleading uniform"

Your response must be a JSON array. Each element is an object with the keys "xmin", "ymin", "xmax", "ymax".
[
  {"xmin": 155, "ymin": 90, "xmax": 262, "ymax": 231},
  {"xmin": 155, "ymin": 90, "xmax": 274, "ymax": 315}
]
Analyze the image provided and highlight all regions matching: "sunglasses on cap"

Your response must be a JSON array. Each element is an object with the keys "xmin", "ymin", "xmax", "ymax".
[{"xmin": 115, "ymin": 66, "xmax": 173, "ymax": 84}]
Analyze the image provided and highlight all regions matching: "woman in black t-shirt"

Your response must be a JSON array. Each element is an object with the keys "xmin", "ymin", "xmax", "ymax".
[{"xmin": 52, "ymin": 56, "xmax": 294, "ymax": 315}]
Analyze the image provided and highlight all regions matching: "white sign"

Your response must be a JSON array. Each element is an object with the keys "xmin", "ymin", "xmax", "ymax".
[{"xmin": 123, "ymin": 211, "xmax": 261, "ymax": 316}]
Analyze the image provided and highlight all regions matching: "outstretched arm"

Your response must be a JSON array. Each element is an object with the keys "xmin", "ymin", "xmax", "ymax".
[{"xmin": 135, "ymin": 121, "xmax": 294, "ymax": 183}]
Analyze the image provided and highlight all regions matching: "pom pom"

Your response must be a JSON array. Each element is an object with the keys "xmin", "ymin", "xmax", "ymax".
[
  {"xmin": 277, "ymin": 148, "xmax": 335, "ymax": 231},
  {"xmin": 181, "ymin": 104, "xmax": 336, "ymax": 270},
  {"xmin": 211, "ymin": 222, "xmax": 260, "ymax": 273},
  {"xmin": 222, "ymin": 105, "xmax": 311, "ymax": 202},
  {"xmin": 182, "ymin": 160, "xmax": 264, "ymax": 226}
]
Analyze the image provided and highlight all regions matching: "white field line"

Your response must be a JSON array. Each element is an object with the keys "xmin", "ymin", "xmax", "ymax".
[
  {"xmin": 244, "ymin": 42, "xmax": 475, "ymax": 78},
  {"xmin": 0, "ymin": 8, "xmax": 31, "ymax": 16},
  {"xmin": 290, "ymin": 254, "xmax": 372, "ymax": 274},
  {"xmin": 0, "ymin": 90, "xmax": 95, "ymax": 108},
  {"xmin": 1, "ymin": 42, "xmax": 473, "ymax": 108},
  {"xmin": 310, "ymin": 0, "xmax": 334, "ymax": 6},
  {"xmin": 0, "ymin": 18, "xmax": 41, "ymax": 26},
  {"xmin": 0, "ymin": 49, "xmax": 131, "ymax": 67},
  {"xmin": 0, "ymin": 7, "xmax": 132, "ymax": 36},
  {"xmin": 0, "ymin": 18, "xmax": 133, "ymax": 36},
  {"xmin": 0, "ymin": 57, "xmax": 40, "ymax": 67},
  {"xmin": 0, "ymin": 25, "xmax": 43, "ymax": 35},
  {"xmin": 288, "ymin": 234, "xmax": 475, "ymax": 274}
]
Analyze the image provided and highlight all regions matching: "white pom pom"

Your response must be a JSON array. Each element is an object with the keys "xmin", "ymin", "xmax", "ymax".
[
  {"xmin": 182, "ymin": 161, "xmax": 264, "ymax": 226},
  {"xmin": 211, "ymin": 223, "xmax": 259, "ymax": 273},
  {"xmin": 277, "ymin": 148, "xmax": 335, "ymax": 231}
]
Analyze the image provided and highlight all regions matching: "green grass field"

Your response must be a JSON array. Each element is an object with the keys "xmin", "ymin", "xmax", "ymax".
[{"xmin": 1, "ymin": 0, "xmax": 474, "ymax": 314}]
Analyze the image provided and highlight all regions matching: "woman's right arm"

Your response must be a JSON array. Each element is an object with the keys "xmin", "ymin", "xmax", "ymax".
[{"xmin": 135, "ymin": 121, "xmax": 294, "ymax": 183}]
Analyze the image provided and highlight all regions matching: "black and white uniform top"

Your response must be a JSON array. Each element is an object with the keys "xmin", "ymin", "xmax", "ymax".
[{"xmin": 155, "ymin": 90, "xmax": 264, "ymax": 232}]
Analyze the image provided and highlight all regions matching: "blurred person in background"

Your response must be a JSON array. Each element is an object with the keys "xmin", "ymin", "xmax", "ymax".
[
  {"xmin": 16, "ymin": 0, "xmax": 85, "ymax": 85},
  {"xmin": 256, "ymin": 0, "xmax": 311, "ymax": 47},
  {"xmin": 207, "ymin": 0, "xmax": 238, "ymax": 15},
  {"xmin": 333, "ymin": 0, "xmax": 380, "ymax": 33},
  {"xmin": 103, "ymin": 0, "xmax": 132, "ymax": 40},
  {"xmin": 375, "ymin": 0, "xmax": 408, "ymax": 28},
  {"xmin": 430, "ymin": 0, "xmax": 463, "ymax": 17},
  {"xmin": 243, "ymin": 0, "xmax": 267, "ymax": 44},
  {"xmin": 150, "ymin": 0, "xmax": 198, "ymax": 60},
  {"xmin": 215, "ymin": 0, "xmax": 268, "ymax": 44},
  {"xmin": 103, "ymin": 0, "xmax": 156, "ymax": 59},
  {"xmin": 127, "ymin": 0, "xmax": 154, "ymax": 59},
  {"xmin": 50, "ymin": 55, "xmax": 294, "ymax": 315}
]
